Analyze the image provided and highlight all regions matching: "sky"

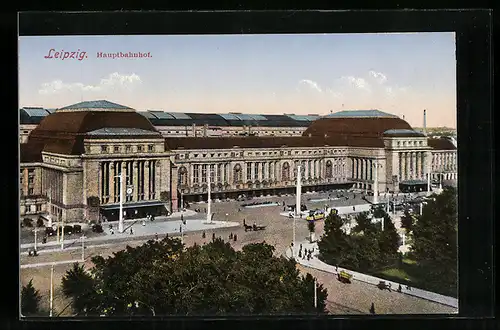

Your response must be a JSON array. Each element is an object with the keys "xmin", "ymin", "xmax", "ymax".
[{"xmin": 18, "ymin": 33, "xmax": 456, "ymax": 128}]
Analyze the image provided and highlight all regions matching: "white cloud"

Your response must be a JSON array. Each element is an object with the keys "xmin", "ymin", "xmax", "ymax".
[
  {"xmin": 369, "ymin": 70, "xmax": 388, "ymax": 84},
  {"xmin": 341, "ymin": 76, "xmax": 371, "ymax": 92},
  {"xmin": 299, "ymin": 79, "xmax": 323, "ymax": 93},
  {"xmin": 38, "ymin": 72, "xmax": 142, "ymax": 95}
]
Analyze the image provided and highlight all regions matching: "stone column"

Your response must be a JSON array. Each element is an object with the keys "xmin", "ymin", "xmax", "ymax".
[
  {"xmin": 405, "ymin": 152, "xmax": 410, "ymax": 180},
  {"xmin": 415, "ymin": 152, "xmax": 420, "ymax": 179},
  {"xmin": 133, "ymin": 161, "xmax": 139, "ymax": 202},
  {"xmin": 373, "ymin": 160, "xmax": 379, "ymax": 204},
  {"xmin": 144, "ymin": 161, "xmax": 150, "ymax": 200}
]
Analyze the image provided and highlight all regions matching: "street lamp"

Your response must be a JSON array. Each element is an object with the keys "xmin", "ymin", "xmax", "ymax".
[
  {"xmin": 81, "ymin": 235, "xmax": 86, "ymax": 261},
  {"xmin": 371, "ymin": 160, "xmax": 382, "ymax": 205},
  {"xmin": 114, "ymin": 171, "xmax": 129, "ymax": 233}
]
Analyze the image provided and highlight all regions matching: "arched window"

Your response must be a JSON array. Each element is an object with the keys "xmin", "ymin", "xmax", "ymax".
[
  {"xmin": 233, "ymin": 164, "xmax": 242, "ymax": 183},
  {"xmin": 282, "ymin": 162, "xmax": 290, "ymax": 181},
  {"xmin": 178, "ymin": 166, "xmax": 188, "ymax": 185},
  {"xmin": 326, "ymin": 160, "xmax": 333, "ymax": 178}
]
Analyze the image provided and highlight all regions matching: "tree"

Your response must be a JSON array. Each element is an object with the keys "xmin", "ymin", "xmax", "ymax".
[
  {"xmin": 61, "ymin": 263, "xmax": 96, "ymax": 315},
  {"xmin": 21, "ymin": 279, "xmax": 41, "ymax": 316},
  {"xmin": 307, "ymin": 220, "xmax": 315, "ymax": 242},
  {"xmin": 400, "ymin": 209, "xmax": 414, "ymax": 232},
  {"xmin": 352, "ymin": 212, "xmax": 378, "ymax": 236},
  {"xmin": 377, "ymin": 214, "xmax": 401, "ymax": 267},
  {"xmin": 411, "ymin": 187, "xmax": 457, "ymax": 295},
  {"xmin": 61, "ymin": 237, "xmax": 328, "ymax": 316},
  {"xmin": 317, "ymin": 212, "xmax": 350, "ymax": 266}
]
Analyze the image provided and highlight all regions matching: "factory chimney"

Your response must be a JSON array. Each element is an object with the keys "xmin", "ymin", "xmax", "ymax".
[{"xmin": 423, "ymin": 109, "xmax": 427, "ymax": 135}]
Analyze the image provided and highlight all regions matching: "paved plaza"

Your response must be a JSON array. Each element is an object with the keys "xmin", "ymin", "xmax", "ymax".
[{"xmin": 20, "ymin": 189, "xmax": 455, "ymax": 315}]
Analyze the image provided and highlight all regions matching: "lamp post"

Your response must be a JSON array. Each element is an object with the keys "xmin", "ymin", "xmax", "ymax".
[
  {"xmin": 47, "ymin": 188, "xmax": 52, "ymax": 227},
  {"xmin": 114, "ymin": 171, "xmax": 128, "ymax": 233},
  {"xmin": 60, "ymin": 212, "xmax": 64, "ymax": 250},
  {"xmin": 81, "ymin": 235, "xmax": 86, "ymax": 261},
  {"xmin": 207, "ymin": 170, "xmax": 212, "ymax": 224},
  {"xmin": 33, "ymin": 227, "xmax": 38, "ymax": 253},
  {"xmin": 372, "ymin": 160, "xmax": 382, "ymax": 205},
  {"xmin": 49, "ymin": 263, "xmax": 54, "ymax": 317},
  {"xmin": 314, "ymin": 277, "xmax": 318, "ymax": 309}
]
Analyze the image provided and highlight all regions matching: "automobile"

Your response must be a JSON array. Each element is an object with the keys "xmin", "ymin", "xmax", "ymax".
[
  {"xmin": 73, "ymin": 225, "xmax": 82, "ymax": 234},
  {"xmin": 92, "ymin": 224, "xmax": 103, "ymax": 233},
  {"xmin": 45, "ymin": 227, "xmax": 56, "ymax": 236},
  {"xmin": 57, "ymin": 225, "xmax": 73, "ymax": 235}
]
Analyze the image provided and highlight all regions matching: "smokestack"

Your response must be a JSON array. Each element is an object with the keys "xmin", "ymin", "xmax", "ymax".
[{"xmin": 423, "ymin": 109, "xmax": 427, "ymax": 135}]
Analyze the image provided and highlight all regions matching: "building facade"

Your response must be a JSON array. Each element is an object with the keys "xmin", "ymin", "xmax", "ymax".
[{"xmin": 19, "ymin": 101, "xmax": 457, "ymax": 222}]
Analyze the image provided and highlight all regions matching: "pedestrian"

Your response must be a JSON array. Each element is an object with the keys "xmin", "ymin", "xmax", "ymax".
[
  {"xmin": 111, "ymin": 229, "xmax": 114, "ymax": 235},
  {"xmin": 130, "ymin": 228, "xmax": 133, "ymax": 235},
  {"xmin": 229, "ymin": 232, "xmax": 233, "ymax": 240},
  {"xmin": 398, "ymin": 284, "xmax": 402, "ymax": 293},
  {"xmin": 155, "ymin": 233, "xmax": 158, "ymax": 240},
  {"xmin": 202, "ymin": 231, "xmax": 206, "ymax": 238},
  {"xmin": 212, "ymin": 232, "xmax": 216, "ymax": 241},
  {"xmin": 369, "ymin": 303, "xmax": 375, "ymax": 314},
  {"xmin": 335, "ymin": 265, "xmax": 338, "ymax": 272},
  {"xmin": 142, "ymin": 220, "xmax": 146, "ymax": 226},
  {"xmin": 233, "ymin": 234, "xmax": 237, "ymax": 242},
  {"xmin": 298, "ymin": 250, "xmax": 302, "ymax": 258}
]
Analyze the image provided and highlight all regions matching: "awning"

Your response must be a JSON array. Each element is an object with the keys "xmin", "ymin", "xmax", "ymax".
[
  {"xmin": 100, "ymin": 200, "xmax": 166, "ymax": 211},
  {"xmin": 400, "ymin": 180, "xmax": 428, "ymax": 185}
]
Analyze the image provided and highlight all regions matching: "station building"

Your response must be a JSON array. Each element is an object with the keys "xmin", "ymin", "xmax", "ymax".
[{"xmin": 19, "ymin": 100, "xmax": 457, "ymax": 222}]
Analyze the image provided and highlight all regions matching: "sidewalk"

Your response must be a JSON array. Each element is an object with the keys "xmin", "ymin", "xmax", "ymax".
[
  {"xmin": 21, "ymin": 259, "xmax": 84, "ymax": 269},
  {"xmin": 285, "ymin": 241, "xmax": 458, "ymax": 309},
  {"xmin": 21, "ymin": 219, "xmax": 239, "ymax": 250}
]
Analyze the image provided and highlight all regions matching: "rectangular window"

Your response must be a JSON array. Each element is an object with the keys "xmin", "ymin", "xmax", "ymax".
[
  {"xmin": 201, "ymin": 164, "xmax": 207, "ymax": 183},
  {"xmin": 209, "ymin": 164, "xmax": 215, "ymax": 182},
  {"xmin": 193, "ymin": 165, "xmax": 199, "ymax": 183},
  {"xmin": 254, "ymin": 163, "xmax": 258, "ymax": 179},
  {"xmin": 114, "ymin": 146, "xmax": 119, "ymax": 153},
  {"xmin": 148, "ymin": 145, "xmax": 154, "ymax": 152},
  {"xmin": 29, "ymin": 188, "xmax": 34, "ymax": 195},
  {"xmin": 247, "ymin": 163, "xmax": 252, "ymax": 180},
  {"xmin": 217, "ymin": 164, "xmax": 222, "ymax": 182},
  {"xmin": 137, "ymin": 145, "xmax": 143, "ymax": 152},
  {"xmin": 101, "ymin": 145, "xmax": 108, "ymax": 153},
  {"xmin": 126, "ymin": 145, "xmax": 131, "ymax": 153},
  {"xmin": 28, "ymin": 177, "xmax": 34, "ymax": 184}
]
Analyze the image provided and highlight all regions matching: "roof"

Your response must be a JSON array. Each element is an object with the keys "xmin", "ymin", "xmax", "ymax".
[
  {"xmin": 165, "ymin": 135, "xmax": 385, "ymax": 150},
  {"xmin": 22, "ymin": 107, "xmax": 320, "ymax": 128},
  {"xmin": 23, "ymin": 108, "xmax": 159, "ymax": 156},
  {"xmin": 383, "ymin": 129, "xmax": 426, "ymax": 137},
  {"xmin": 323, "ymin": 110, "xmax": 399, "ymax": 119},
  {"xmin": 427, "ymin": 138, "xmax": 457, "ymax": 150},
  {"xmin": 303, "ymin": 116, "xmax": 413, "ymax": 138},
  {"xmin": 136, "ymin": 111, "xmax": 319, "ymax": 128},
  {"xmin": 86, "ymin": 128, "xmax": 161, "ymax": 137},
  {"xmin": 20, "ymin": 143, "xmax": 43, "ymax": 162},
  {"xmin": 57, "ymin": 100, "xmax": 134, "ymax": 112}
]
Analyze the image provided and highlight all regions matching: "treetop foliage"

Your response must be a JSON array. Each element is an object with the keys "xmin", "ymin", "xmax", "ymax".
[{"xmin": 61, "ymin": 237, "xmax": 327, "ymax": 316}]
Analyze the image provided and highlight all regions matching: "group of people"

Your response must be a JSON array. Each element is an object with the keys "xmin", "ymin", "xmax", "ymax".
[{"xmin": 298, "ymin": 244, "xmax": 315, "ymax": 261}]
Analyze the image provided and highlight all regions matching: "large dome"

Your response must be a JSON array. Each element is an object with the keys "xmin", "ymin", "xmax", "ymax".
[
  {"xmin": 303, "ymin": 109, "xmax": 415, "ymax": 138},
  {"xmin": 22, "ymin": 100, "xmax": 160, "ymax": 159}
]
